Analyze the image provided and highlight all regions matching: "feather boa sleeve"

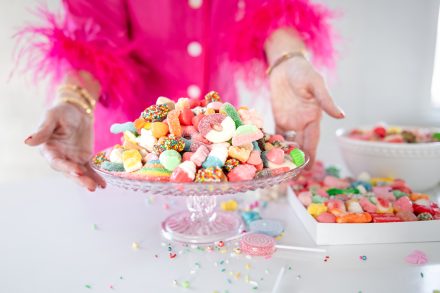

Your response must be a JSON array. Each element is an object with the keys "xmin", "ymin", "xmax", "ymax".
[
  {"xmin": 226, "ymin": 0, "xmax": 337, "ymax": 76},
  {"xmin": 15, "ymin": 2, "xmax": 145, "ymax": 114}
]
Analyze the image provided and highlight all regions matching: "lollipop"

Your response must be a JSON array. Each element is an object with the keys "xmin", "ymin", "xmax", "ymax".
[{"xmin": 239, "ymin": 233, "xmax": 325, "ymax": 257}]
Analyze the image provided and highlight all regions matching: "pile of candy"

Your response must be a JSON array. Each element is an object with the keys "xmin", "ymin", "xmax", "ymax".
[
  {"xmin": 93, "ymin": 91, "xmax": 305, "ymax": 183},
  {"xmin": 290, "ymin": 162, "xmax": 440, "ymax": 223},
  {"xmin": 347, "ymin": 125, "xmax": 440, "ymax": 143}
]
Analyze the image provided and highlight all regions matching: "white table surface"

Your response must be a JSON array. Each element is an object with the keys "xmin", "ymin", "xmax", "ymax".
[{"xmin": 1, "ymin": 175, "xmax": 440, "ymax": 293}]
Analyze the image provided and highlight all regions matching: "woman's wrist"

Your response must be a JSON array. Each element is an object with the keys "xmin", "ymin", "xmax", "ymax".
[
  {"xmin": 55, "ymin": 70, "xmax": 101, "ymax": 116},
  {"xmin": 264, "ymin": 27, "xmax": 308, "ymax": 67}
]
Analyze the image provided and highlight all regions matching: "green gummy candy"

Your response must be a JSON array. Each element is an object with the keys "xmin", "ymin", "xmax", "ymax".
[
  {"xmin": 159, "ymin": 150, "xmax": 181, "ymax": 171},
  {"xmin": 343, "ymin": 188, "xmax": 360, "ymax": 194},
  {"xmin": 433, "ymin": 132, "xmax": 440, "ymax": 141},
  {"xmin": 221, "ymin": 102, "xmax": 243, "ymax": 128},
  {"xmin": 393, "ymin": 190, "xmax": 408, "ymax": 199},
  {"xmin": 101, "ymin": 161, "xmax": 125, "ymax": 172},
  {"xmin": 110, "ymin": 122, "xmax": 137, "ymax": 135},
  {"xmin": 289, "ymin": 149, "xmax": 305, "ymax": 166},
  {"xmin": 327, "ymin": 188, "xmax": 344, "ymax": 196}
]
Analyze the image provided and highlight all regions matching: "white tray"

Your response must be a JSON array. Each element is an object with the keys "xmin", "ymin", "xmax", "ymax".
[{"xmin": 287, "ymin": 187, "xmax": 440, "ymax": 245}]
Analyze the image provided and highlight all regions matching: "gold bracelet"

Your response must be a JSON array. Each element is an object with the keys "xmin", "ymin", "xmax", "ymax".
[
  {"xmin": 58, "ymin": 96, "xmax": 93, "ymax": 116},
  {"xmin": 266, "ymin": 51, "xmax": 306, "ymax": 75},
  {"xmin": 58, "ymin": 84, "xmax": 97, "ymax": 109}
]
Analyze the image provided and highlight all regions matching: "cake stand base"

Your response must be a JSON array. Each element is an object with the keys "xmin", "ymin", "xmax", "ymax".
[{"xmin": 161, "ymin": 211, "xmax": 244, "ymax": 244}]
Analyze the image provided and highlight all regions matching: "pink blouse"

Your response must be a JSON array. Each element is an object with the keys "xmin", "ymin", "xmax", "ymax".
[{"xmin": 19, "ymin": 0, "xmax": 335, "ymax": 151}]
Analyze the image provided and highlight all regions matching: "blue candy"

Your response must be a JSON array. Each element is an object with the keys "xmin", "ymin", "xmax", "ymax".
[
  {"xmin": 110, "ymin": 122, "xmax": 137, "ymax": 135},
  {"xmin": 241, "ymin": 211, "xmax": 261, "ymax": 225},
  {"xmin": 101, "ymin": 161, "xmax": 125, "ymax": 172},
  {"xmin": 202, "ymin": 156, "xmax": 224, "ymax": 168},
  {"xmin": 351, "ymin": 180, "xmax": 372, "ymax": 192},
  {"xmin": 182, "ymin": 138, "xmax": 192, "ymax": 152},
  {"xmin": 261, "ymin": 151, "xmax": 269, "ymax": 168}
]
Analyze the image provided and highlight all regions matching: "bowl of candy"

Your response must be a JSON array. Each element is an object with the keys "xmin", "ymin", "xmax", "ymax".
[{"xmin": 336, "ymin": 125, "xmax": 440, "ymax": 191}]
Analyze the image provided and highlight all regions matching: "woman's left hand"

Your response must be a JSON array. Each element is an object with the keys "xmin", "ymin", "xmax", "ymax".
[{"xmin": 269, "ymin": 55, "xmax": 344, "ymax": 167}]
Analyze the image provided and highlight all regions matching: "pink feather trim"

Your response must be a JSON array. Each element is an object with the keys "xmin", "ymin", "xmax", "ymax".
[
  {"xmin": 226, "ymin": 0, "xmax": 337, "ymax": 81},
  {"xmin": 14, "ymin": 6, "xmax": 146, "ymax": 116}
]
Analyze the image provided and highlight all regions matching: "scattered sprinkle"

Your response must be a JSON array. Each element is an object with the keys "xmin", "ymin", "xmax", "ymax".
[
  {"xmin": 119, "ymin": 276, "xmax": 123, "ymax": 280},
  {"xmin": 264, "ymin": 269, "xmax": 270, "ymax": 274},
  {"xmin": 405, "ymin": 250, "xmax": 428, "ymax": 265},
  {"xmin": 433, "ymin": 290, "xmax": 440, "ymax": 293},
  {"xmin": 245, "ymin": 275, "xmax": 250, "ymax": 283},
  {"xmin": 227, "ymin": 278, "xmax": 232, "ymax": 284},
  {"xmin": 359, "ymin": 255, "xmax": 367, "ymax": 261},
  {"xmin": 296, "ymin": 274, "xmax": 301, "ymax": 279},
  {"xmin": 221, "ymin": 268, "xmax": 226, "ymax": 272},
  {"xmin": 234, "ymin": 272, "xmax": 241, "ymax": 280},
  {"xmin": 85, "ymin": 284, "xmax": 92, "ymax": 289},
  {"xmin": 288, "ymin": 266, "xmax": 292, "ymax": 270},
  {"xmin": 132, "ymin": 242, "xmax": 140, "ymax": 249},
  {"xmin": 421, "ymin": 272, "xmax": 424, "ymax": 278},
  {"xmin": 92, "ymin": 224, "xmax": 98, "ymax": 230},
  {"xmin": 324, "ymin": 255, "xmax": 330, "ymax": 262},
  {"xmin": 245, "ymin": 263, "xmax": 251, "ymax": 270},
  {"xmin": 194, "ymin": 262, "xmax": 201, "ymax": 268},
  {"xmin": 169, "ymin": 252, "xmax": 177, "ymax": 259},
  {"xmin": 216, "ymin": 241, "xmax": 225, "ymax": 247},
  {"xmin": 181, "ymin": 280, "xmax": 190, "ymax": 289},
  {"xmin": 249, "ymin": 280, "xmax": 259, "ymax": 287},
  {"xmin": 172, "ymin": 280, "xmax": 178, "ymax": 286}
]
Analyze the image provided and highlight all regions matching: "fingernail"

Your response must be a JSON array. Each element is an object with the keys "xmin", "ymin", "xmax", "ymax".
[
  {"xmin": 338, "ymin": 106, "xmax": 345, "ymax": 118},
  {"xmin": 24, "ymin": 136, "xmax": 33, "ymax": 144},
  {"xmin": 71, "ymin": 172, "xmax": 82, "ymax": 177},
  {"xmin": 88, "ymin": 187, "xmax": 95, "ymax": 192}
]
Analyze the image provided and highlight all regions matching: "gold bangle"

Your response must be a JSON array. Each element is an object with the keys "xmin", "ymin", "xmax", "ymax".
[
  {"xmin": 266, "ymin": 51, "xmax": 306, "ymax": 75},
  {"xmin": 58, "ymin": 96, "xmax": 93, "ymax": 116},
  {"xmin": 58, "ymin": 84, "xmax": 97, "ymax": 109}
]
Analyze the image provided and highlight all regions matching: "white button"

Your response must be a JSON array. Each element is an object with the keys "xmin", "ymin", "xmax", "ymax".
[
  {"xmin": 188, "ymin": 0, "xmax": 203, "ymax": 9},
  {"xmin": 187, "ymin": 85, "xmax": 201, "ymax": 98},
  {"xmin": 187, "ymin": 41, "xmax": 202, "ymax": 57}
]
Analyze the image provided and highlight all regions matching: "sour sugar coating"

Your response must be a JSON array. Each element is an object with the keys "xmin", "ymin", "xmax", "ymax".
[
  {"xmin": 227, "ymin": 164, "xmax": 257, "ymax": 182},
  {"xmin": 122, "ymin": 149, "xmax": 143, "ymax": 172},
  {"xmin": 198, "ymin": 114, "xmax": 236, "ymax": 143},
  {"xmin": 228, "ymin": 145, "xmax": 251, "ymax": 163},
  {"xmin": 135, "ymin": 159, "xmax": 171, "ymax": 182},
  {"xmin": 202, "ymin": 144, "xmax": 229, "ymax": 168},
  {"xmin": 153, "ymin": 136, "xmax": 185, "ymax": 154},
  {"xmin": 220, "ymin": 102, "xmax": 243, "ymax": 128},
  {"xmin": 159, "ymin": 150, "xmax": 182, "ymax": 171},
  {"xmin": 224, "ymin": 158, "xmax": 240, "ymax": 172},
  {"xmin": 170, "ymin": 161, "xmax": 196, "ymax": 183},
  {"xmin": 232, "ymin": 124, "xmax": 264, "ymax": 146},
  {"xmin": 141, "ymin": 104, "xmax": 170, "ymax": 122},
  {"xmin": 167, "ymin": 109, "xmax": 182, "ymax": 137},
  {"xmin": 190, "ymin": 145, "xmax": 210, "ymax": 167},
  {"xmin": 204, "ymin": 90, "xmax": 222, "ymax": 103},
  {"xmin": 137, "ymin": 129, "xmax": 157, "ymax": 152},
  {"xmin": 150, "ymin": 122, "xmax": 169, "ymax": 138},
  {"xmin": 101, "ymin": 161, "xmax": 125, "ymax": 172},
  {"xmin": 336, "ymin": 212, "xmax": 372, "ymax": 223},
  {"xmin": 110, "ymin": 122, "xmax": 137, "ymax": 135},
  {"xmin": 195, "ymin": 167, "xmax": 227, "ymax": 183},
  {"xmin": 175, "ymin": 97, "xmax": 191, "ymax": 111}
]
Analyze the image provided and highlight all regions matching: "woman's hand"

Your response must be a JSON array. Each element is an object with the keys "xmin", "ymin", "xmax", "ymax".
[
  {"xmin": 265, "ymin": 28, "xmax": 344, "ymax": 168},
  {"xmin": 25, "ymin": 103, "xmax": 106, "ymax": 191},
  {"xmin": 269, "ymin": 56, "xmax": 344, "ymax": 167}
]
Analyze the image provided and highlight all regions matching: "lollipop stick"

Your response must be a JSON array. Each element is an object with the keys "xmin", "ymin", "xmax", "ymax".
[
  {"xmin": 275, "ymin": 244, "xmax": 326, "ymax": 253},
  {"xmin": 271, "ymin": 266, "xmax": 286, "ymax": 293}
]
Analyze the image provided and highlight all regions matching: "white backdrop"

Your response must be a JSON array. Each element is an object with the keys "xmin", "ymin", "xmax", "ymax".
[{"xmin": 0, "ymin": 0, "xmax": 439, "ymax": 183}]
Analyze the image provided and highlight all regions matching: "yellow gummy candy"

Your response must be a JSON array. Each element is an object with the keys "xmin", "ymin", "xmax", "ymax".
[
  {"xmin": 307, "ymin": 203, "xmax": 328, "ymax": 217},
  {"xmin": 123, "ymin": 131, "xmax": 140, "ymax": 150},
  {"xmin": 220, "ymin": 200, "xmax": 238, "ymax": 211},
  {"xmin": 371, "ymin": 177, "xmax": 394, "ymax": 186},
  {"xmin": 122, "ymin": 149, "xmax": 143, "ymax": 172}
]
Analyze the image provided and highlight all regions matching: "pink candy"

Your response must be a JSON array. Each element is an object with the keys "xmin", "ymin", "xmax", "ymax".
[
  {"xmin": 247, "ymin": 150, "xmax": 263, "ymax": 165},
  {"xmin": 198, "ymin": 113, "xmax": 225, "ymax": 137},
  {"xmin": 190, "ymin": 145, "xmax": 209, "ymax": 167},
  {"xmin": 393, "ymin": 196, "xmax": 413, "ymax": 213},
  {"xmin": 316, "ymin": 212, "xmax": 336, "ymax": 223},
  {"xmin": 323, "ymin": 176, "xmax": 350, "ymax": 189},
  {"xmin": 227, "ymin": 164, "xmax": 257, "ymax": 182},
  {"xmin": 182, "ymin": 125, "xmax": 198, "ymax": 137},
  {"xmin": 405, "ymin": 250, "xmax": 428, "ymax": 265},
  {"xmin": 359, "ymin": 197, "xmax": 377, "ymax": 213},
  {"xmin": 240, "ymin": 233, "xmax": 276, "ymax": 257},
  {"xmin": 266, "ymin": 148, "xmax": 284, "ymax": 164}
]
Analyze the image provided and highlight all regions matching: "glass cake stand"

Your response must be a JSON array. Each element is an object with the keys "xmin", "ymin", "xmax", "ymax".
[{"xmin": 91, "ymin": 155, "xmax": 309, "ymax": 244}]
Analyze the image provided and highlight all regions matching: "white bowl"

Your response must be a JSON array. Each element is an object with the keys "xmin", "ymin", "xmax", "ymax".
[{"xmin": 336, "ymin": 127, "xmax": 440, "ymax": 191}]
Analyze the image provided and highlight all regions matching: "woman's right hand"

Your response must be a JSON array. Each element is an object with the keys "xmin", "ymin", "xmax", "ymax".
[{"xmin": 25, "ymin": 102, "xmax": 106, "ymax": 191}]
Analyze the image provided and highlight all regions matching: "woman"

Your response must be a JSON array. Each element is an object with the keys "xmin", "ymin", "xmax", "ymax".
[{"xmin": 21, "ymin": 0, "xmax": 344, "ymax": 191}]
